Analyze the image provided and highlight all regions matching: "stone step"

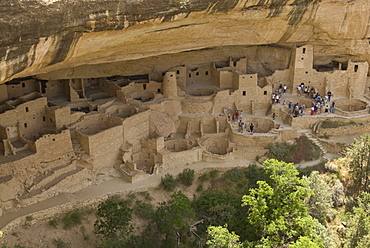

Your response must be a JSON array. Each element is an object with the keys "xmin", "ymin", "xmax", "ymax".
[{"xmin": 302, "ymin": 133, "xmax": 327, "ymax": 154}]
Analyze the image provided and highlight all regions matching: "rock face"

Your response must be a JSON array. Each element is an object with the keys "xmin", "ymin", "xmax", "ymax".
[{"xmin": 0, "ymin": 0, "xmax": 369, "ymax": 83}]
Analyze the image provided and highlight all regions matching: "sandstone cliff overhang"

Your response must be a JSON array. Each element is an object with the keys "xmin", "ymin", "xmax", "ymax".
[{"xmin": 1, "ymin": 0, "xmax": 369, "ymax": 84}]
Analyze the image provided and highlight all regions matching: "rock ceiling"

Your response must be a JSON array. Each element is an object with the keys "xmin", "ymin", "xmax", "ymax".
[{"xmin": 1, "ymin": 0, "xmax": 369, "ymax": 84}]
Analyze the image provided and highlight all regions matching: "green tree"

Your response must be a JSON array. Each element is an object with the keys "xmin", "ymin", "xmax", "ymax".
[
  {"xmin": 241, "ymin": 159, "xmax": 324, "ymax": 247},
  {"xmin": 177, "ymin": 168, "xmax": 195, "ymax": 186},
  {"xmin": 94, "ymin": 195, "xmax": 133, "ymax": 243},
  {"xmin": 303, "ymin": 171, "xmax": 334, "ymax": 223},
  {"xmin": 155, "ymin": 191, "xmax": 195, "ymax": 247},
  {"xmin": 206, "ymin": 225, "xmax": 242, "ymax": 248},
  {"xmin": 289, "ymin": 236, "xmax": 322, "ymax": 248},
  {"xmin": 345, "ymin": 133, "xmax": 370, "ymax": 193},
  {"xmin": 343, "ymin": 192, "xmax": 370, "ymax": 248}
]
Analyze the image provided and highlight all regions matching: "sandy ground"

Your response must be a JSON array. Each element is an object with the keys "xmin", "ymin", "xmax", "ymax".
[
  {"xmin": 0, "ymin": 156, "xmax": 333, "ymax": 248},
  {"xmin": 0, "ymin": 158, "xmax": 258, "ymax": 247}
]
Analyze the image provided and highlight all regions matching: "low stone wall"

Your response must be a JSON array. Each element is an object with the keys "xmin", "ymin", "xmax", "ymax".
[
  {"xmin": 288, "ymin": 114, "xmax": 370, "ymax": 130},
  {"xmin": 117, "ymin": 164, "xmax": 150, "ymax": 183},
  {"xmin": 317, "ymin": 123, "xmax": 370, "ymax": 136},
  {"xmin": 335, "ymin": 107, "xmax": 369, "ymax": 117},
  {"xmin": 202, "ymin": 151, "xmax": 234, "ymax": 163},
  {"xmin": 159, "ymin": 147, "xmax": 203, "ymax": 170},
  {"xmin": 229, "ymin": 132, "xmax": 277, "ymax": 148}
]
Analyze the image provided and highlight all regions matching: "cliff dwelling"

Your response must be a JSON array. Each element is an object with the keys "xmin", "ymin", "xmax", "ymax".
[{"xmin": 1, "ymin": 43, "xmax": 370, "ymax": 218}]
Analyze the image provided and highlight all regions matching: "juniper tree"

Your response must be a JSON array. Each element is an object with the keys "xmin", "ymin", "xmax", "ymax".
[
  {"xmin": 241, "ymin": 159, "xmax": 325, "ymax": 247},
  {"xmin": 345, "ymin": 133, "xmax": 370, "ymax": 193}
]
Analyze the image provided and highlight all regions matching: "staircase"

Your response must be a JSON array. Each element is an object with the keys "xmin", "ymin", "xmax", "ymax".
[
  {"xmin": 298, "ymin": 129, "xmax": 327, "ymax": 155},
  {"xmin": 269, "ymin": 128, "xmax": 280, "ymax": 135},
  {"xmin": 337, "ymin": 145, "xmax": 351, "ymax": 157}
]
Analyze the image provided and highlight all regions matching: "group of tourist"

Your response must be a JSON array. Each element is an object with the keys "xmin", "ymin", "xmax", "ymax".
[
  {"xmin": 272, "ymin": 83, "xmax": 336, "ymax": 117},
  {"xmin": 227, "ymin": 110, "xmax": 254, "ymax": 134},
  {"xmin": 271, "ymin": 84, "xmax": 288, "ymax": 104}
]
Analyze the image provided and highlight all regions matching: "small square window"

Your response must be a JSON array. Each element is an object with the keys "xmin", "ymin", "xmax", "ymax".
[
  {"xmin": 264, "ymin": 91, "xmax": 267, "ymax": 95},
  {"xmin": 196, "ymin": 72, "xmax": 199, "ymax": 76},
  {"xmin": 242, "ymin": 91, "xmax": 246, "ymax": 96},
  {"xmin": 24, "ymin": 123, "xmax": 27, "ymax": 128},
  {"xmin": 205, "ymin": 71, "xmax": 208, "ymax": 75},
  {"xmin": 177, "ymin": 70, "xmax": 180, "ymax": 74}
]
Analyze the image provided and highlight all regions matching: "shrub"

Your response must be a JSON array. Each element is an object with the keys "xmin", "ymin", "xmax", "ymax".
[
  {"xmin": 134, "ymin": 200, "xmax": 155, "ymax": 219},
  {"xmin": 48, "ymin": 218, "xmax": 59, "ymax": 228},
  {"xmin": 224, "ymin": 168, "xmax": 242, "ymax": 182},
  {"xmin": 268, "ymin": 142, "xmax": 293, "ymax": 161},
  {"xmin": 138, "ymin": 191, "xmax": 153, "ymax": 201},
  {"xmin": 23, "ymin": 215, "xmax": 34, "ymax": 227},
  {"xmin": 268, "ymin": 136, "xmax": 321, "ymax": 163},
  {"xmin": 198, "ymin": 173, "xmax": 209, "ymax": 183},
  {"xmin": 196, "ymin": 184, "xmax": 204, "ymax": 192},
  {"xmin": 61, "ymin": 209, "xmax": 86, "ymax": 229},
  {"xmin": 160, "ymin": 173, "xmax": 177, "ymax": 191},
  {"xmin": 177, "ymin": 168, "xmax": 195, "ymax": 186},
  {"xmin": 209, "ymin": 170, "xmax": 220, "ymax": 180},
  {"xmin": 25, "ymin": 215, "xmax": 33, "ymax": 222},
  {"xmin": 244, "ymin": 163, "xmax": 268, "ymax": 188}
]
